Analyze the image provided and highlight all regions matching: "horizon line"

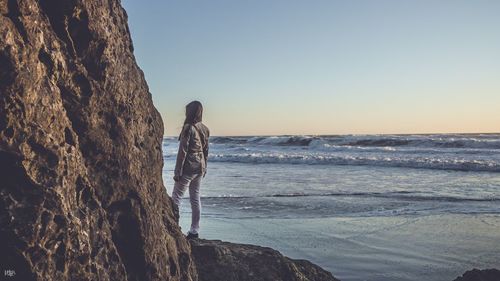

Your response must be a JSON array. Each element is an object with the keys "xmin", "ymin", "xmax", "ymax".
[{"xmin": 163, "ymin": 131, "xmax": 500, "ymax": 138}]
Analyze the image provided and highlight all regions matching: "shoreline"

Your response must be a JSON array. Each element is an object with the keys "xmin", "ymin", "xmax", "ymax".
[{"xmin": 178, "ymin": 212, "xmax": 500, "ymax": 281}]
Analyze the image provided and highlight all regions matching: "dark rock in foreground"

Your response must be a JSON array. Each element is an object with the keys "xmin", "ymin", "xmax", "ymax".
[
  {"xmin": 0, "ymin": 0, "xmax": 195, "ymax": 280},
  {"xmin": 453, "ymin": 268, "xmax": 500, "ymax": 281},
  {"xmin": 190, "ymin": 239, "xmax": 339, "ymax": 281}
]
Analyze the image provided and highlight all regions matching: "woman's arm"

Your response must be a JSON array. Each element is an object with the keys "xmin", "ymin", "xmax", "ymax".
[
  {"xmin": 203, "ymin": 128, "xmax": 210, "ymax": 176},
  {"xmin": 174, "ymin": 125, "xmax": 192, "ymax": 179}
]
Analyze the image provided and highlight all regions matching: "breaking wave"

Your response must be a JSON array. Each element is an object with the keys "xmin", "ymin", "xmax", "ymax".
[
  {"xmin": 209, "ymin": 134, "xmax": 500, "ymax": 150},
  {"xmin": 209, "ymin": 153, "xmax": 500, "ymax": 172}
]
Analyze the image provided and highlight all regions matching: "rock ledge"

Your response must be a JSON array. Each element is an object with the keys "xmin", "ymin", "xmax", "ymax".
[{"xmin": 190, "ymin": 239, "xmax": 339, "ymax": 281}]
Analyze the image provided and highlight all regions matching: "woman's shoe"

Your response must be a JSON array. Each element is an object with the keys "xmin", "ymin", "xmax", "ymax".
[{"xmin": 186, "ymin": 232, "xmax": 199, "ymax": 239}]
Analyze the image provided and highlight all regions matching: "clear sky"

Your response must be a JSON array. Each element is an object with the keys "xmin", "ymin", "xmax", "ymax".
[{"xmin": 122, "ymin": 0, "xmax": 499, "ymax": 136}]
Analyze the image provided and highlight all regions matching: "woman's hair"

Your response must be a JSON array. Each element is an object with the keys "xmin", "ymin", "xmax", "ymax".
[
  {"xmin": 184, "ymin": 101, "xmax": 203, "ymax": 124},
  {"xmin": 179, "ymin": 101, "xmax": 203, "ymax": 140}
]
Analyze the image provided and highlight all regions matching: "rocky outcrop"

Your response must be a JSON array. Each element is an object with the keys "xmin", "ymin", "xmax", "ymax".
[
  {"xmin": 190, "ymin": 239, "xmax": 339, "ymax": 281},
  {"xmin": 453, "ymin": 269, "xmax": 500, "ymax": 281},
  {"xmin": 0, "ymin": 0, "xmax": 196, "ymax": 280}
]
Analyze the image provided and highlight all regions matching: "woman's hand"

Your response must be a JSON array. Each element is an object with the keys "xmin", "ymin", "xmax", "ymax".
[{"xmin": 173, "ymin": 175, "xmax": 180, "ymax": 182}]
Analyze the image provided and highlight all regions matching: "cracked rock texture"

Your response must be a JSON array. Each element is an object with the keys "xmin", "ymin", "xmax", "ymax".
[
  {"xmin": 190, "ymin": 239, "xmax": 339, "ymax": 281},
  {"xmin": 0, "ymin": 0, "xmax": 196, "ymax": 280}
]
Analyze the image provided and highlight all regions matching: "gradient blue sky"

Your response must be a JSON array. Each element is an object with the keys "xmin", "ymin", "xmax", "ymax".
[{"xmin": 122, "ymin": 0, "xmax": 500, "ymax": 136}]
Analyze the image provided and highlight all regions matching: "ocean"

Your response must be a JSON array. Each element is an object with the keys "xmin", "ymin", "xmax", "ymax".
[{"xmin": 162, "ymin": 134, "xmax": 500, "ymax": 281}]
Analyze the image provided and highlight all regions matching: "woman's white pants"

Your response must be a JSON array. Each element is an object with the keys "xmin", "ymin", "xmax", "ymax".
[{"xmin": 172, "ymin": 173, "xmax": 202, "ymax": 234}]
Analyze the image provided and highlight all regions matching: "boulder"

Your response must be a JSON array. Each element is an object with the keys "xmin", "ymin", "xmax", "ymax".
[
  {"xmin": 190, "ymin": 239, "xmax": 339, "ymax": 281},
  {"xmin": 453, "ymin": 268, "xmax": 500, "ymax": 281}
]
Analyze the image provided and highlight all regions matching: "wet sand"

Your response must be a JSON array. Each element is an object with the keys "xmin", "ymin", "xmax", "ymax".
[{"xmin": 179, "ymin": 212, "xmax": 500, "ymax": 281}]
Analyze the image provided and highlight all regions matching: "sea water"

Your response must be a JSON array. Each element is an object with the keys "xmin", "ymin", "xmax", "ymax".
[{"xmin": 162, "ymin": 134, "xmax": 500, "ymax": 281}]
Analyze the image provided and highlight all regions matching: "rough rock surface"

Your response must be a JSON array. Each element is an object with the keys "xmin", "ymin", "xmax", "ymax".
[
  {"xmin": 0, "ymin": 0, "xmax": 196, "ymax": 280},
  {"xmin": 453, "ymin": 268, "xmax": 500, "ymax": 281},
  {"xmin": 190, "ymin": 239, "xmax": 339, "ymax": 281}
]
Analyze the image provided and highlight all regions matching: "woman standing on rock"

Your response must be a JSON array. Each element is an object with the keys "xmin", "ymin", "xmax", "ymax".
[{"xmin": 172, "ymin": 101, "xmax": 210, "ymax": 239}]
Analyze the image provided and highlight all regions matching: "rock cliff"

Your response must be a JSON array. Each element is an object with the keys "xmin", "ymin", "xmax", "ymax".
[{"xmin": 0, "ymin": 0, "xmax": 195, "ymax": 280}]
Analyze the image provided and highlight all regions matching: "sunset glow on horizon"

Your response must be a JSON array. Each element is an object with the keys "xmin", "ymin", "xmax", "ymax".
[{"xmin": 123, "ymin": 0, "xmax": 500, "ymax": 136}]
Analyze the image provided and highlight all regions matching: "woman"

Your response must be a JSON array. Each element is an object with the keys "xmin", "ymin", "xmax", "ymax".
[{"xmin": 172, "ymin": 101, "xmax": 210, "ymax": 239}]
